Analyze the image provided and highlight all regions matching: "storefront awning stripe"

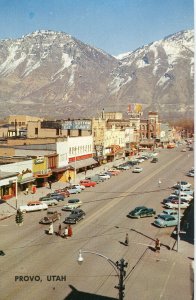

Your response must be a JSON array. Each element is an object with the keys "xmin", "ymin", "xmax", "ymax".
[{"xmin": 69, "ymin": 158, "xmax": 98, "ymax": 169}]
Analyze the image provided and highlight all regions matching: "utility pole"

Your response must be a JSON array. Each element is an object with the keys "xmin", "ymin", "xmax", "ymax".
[
  {"xmin": 177, "ymin": 182, "xmax": 181, "ymax": 252},
  {"xmin": 116, "ymin": 258, "xmax": 128, "ymax": 300}
]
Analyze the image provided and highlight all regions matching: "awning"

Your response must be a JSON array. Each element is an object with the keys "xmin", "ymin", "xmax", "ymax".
[
  {"xmin": 18, "ymin": 176, "xmax": 36, "ymax": 184},
  {"xmin": 52, "ymin": 166, "xmax": 74, "ymax": 173},
  {"xmin": 69, "ymin": 158, "xmax": 98, "ymax": 169}
]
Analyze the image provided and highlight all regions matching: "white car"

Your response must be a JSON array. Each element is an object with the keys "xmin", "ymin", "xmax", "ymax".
[
  {"xmin": 72, "ymin": 184, "xmax": 85, "ymax": 190},
  {"xmin": 62, "ymin": 198, "xmax": 83, "ymax": 211},
  {"xmin": 132, "ymin": 167, "xmax": 143, "ymax": 173},
  {"xmin": 173, "ymin": 181, "xmax": 191, "ymax": 189},
  {"xmin": 98, "ymin": 173, "xmax": 111, "ymax": 179},
  {"xmin": 164, "ymin": 202, "xmax": 189, "ymax": 209},
  {"xmin": 19, "ymin": 201, "xmax": 48, "ymax": 213},
  {"xmin": 40, "ymin": 198, "xmax": 58, "ymax": 206},
  {"xmin": 157, "ymin": 209, "xmax": 181, "ymax": 219},
  {"xmin": 170, "ymin": 192, "xmax": 193, "ymax": 202}
]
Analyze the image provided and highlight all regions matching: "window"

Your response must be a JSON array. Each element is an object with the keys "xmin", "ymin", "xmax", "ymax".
[{"xmin": 35, "ymin": 128, "xmax": 38, "ymax": 135}]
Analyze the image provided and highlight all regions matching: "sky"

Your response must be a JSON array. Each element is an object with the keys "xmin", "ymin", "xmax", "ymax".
[{"xmin": 0, "ymin": 0, "xmax": 194, "ymax": 55}]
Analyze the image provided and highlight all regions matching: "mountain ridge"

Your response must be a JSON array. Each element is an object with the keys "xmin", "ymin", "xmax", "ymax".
[{"xmin": 0, "ymin": 29, "xmax": 194, "ymax": 120}]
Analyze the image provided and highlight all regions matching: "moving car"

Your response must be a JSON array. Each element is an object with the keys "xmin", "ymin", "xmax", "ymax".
[
  {"xmin": 62, "ymin": 199, "xmax": 82, "ymax": 211},
  {"xmin": 64, "ymin": 208, "xmax": 86, "ymax": 224},
  {"xmin": 19, "ymin": 201, "xmax": 48, "ymax": 213},
  {"xmin": 39, "ymin": 212, "xmax": 61, "ymax": 224},
  {"xmin": 127, "ymin": 206, "xmax": 156, "ymax": 218},
  {"xmin": 80, "ymin": 180, "xmax": 96, "ymax": 187},
  {"xmin": 153, "ymin": 215, "xmax": 178, "ymax": 228},
  {"xmin": 164, "ymin": 201, "xmax": 189, "ymax": 209},
  {"xmin": 132, "ymin": 167, "xmax": 143, "ymax": 173}
]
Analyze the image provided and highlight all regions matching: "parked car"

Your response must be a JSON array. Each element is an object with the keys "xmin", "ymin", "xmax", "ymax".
[
  {"xmin": 172, "ymin": 188, "xmax": 194, "ymax": 196},
  {"xmin": 98, "ymin": 173, "xmax": 111, "ymax": 179},
  {"xmin": 85, "ymin": 175, "xmax": 105, "ymax": 183},
  {"xmin": 43, "ymin": 193, "xmax": 65, "ymax": 202},
  {"xmin": 80, "ymin": 180, "xmax": 96, "ymax": 187},
  {"xmin": 162, "ymin": 195, "xmax": 179, "ymax": 204},
  {"xmin": 107, "ymin": 169, "xmax": 121, "ymax": 175},
  {"xmin": 19, "ymin": 201, "xmax": 48, "ymax": 213},
  {"xmin": 153, "ymin": 215, "xmax": 178, "ymax": 228},
  {"xmin": 40, "ymin": 198, "xmax": 58, "ymax": 206},
  {"xmin": 115, "ymin": 164, "xmax": 130, "ymax": 170},
  {"xmin": 135, "ymin": 157, "xmax": 145, "ymax": 163},
  {"xmin": 169, "ymin": 192, "xmax": 193, "ymax": 202},
  {"xmin": 39, "ymin": 212, "xmax": 61, "ymax": 224},
  {"xmin": 54, "ymin": 189, "xmax": 70, "ymax": 197},
  {"xmin": 157, "ymin": 209, "xmax": 179, "ymax": 218},
  {"xmin": 173, "ymin": 181, "xmax": 191, "ymax": 189},
  {"xmin": 62, "ymin": 199, "xmax": 82, "ymax": 211},
  {"xmin": 127, "ymin": 206, "xmax": 156, "ymax": 218},
  {"xmin": 151, "ymin": 157, "xmax": 158, "ymax": 163},
  {"xmin": 64, "ymin": 208, "xmax": 86, "ymax": 224},
  {"xmin": 164, "ymin": 201, "xmax": 189, "ymax": 209},
  {"xmin": 72, "ymin": 184, "xmax": 85, "ymax": 190},
  {"xmin": 132, "ymin": 167, "xmax": 143, "ymax": 173},
  {"xmin": 66, "ymin": 186, "xmax": 81, "ymax": 194},
  {"xmin": 187, "ymin": 171, "xmax": 194, "ymax": 177}
]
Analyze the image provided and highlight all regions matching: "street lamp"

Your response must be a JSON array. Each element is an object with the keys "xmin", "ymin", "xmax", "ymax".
[
  {"xmin": 77, "ymin": 249, "xmax": 128, "ymax": 300},
  {"xmin": 177, "ymin": 181, "xmax": 181, "ymax": 252},
  {"xmin": 74, "ymin": 147, "xmax": 77, "ymax": 184}
]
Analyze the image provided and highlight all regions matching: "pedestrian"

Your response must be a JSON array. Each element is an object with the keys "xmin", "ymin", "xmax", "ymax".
[
  {"xmin": 124, "ymin": 233, "xmax": 129, "ymax": 246},
  {"xmin": 155, "ymin": 238, "xmax": 161, "ymax": 253},
  {"xmin": 25, "ymin": 187, "xmax": 29, "ymax": 195},
  {"xmin": 68, "ymin": 175, "xmax": 71, "ymax": 184},
  {"xmin": 48, "ymin": 180, "xmax": 52, "ymax": 189},
  {"xmin": 63, "ymin": 226, "xmax": 68, "ymax": 239},
  {"xmin": 68, "ymin": 225, "xmax": 73, "ymax": 237},
  {"xmin": 48, "ymin": 222, "xmax": 54, "ymax": 235},
  {"xmin": 58, "ymin": 223, "xmax": 62, "ymax": 236}
]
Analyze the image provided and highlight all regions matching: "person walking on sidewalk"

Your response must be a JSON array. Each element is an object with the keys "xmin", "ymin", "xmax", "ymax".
[
  {"xmin": 48, "ymin": 180, "xmax": 52, "ymax": 189},
  {"xmin": 48, "ymin": 222, "xmax": 54, "ymax": 235},
  {"xmin": 57, "ymin": 223, "xmax": 62, "ymax": 236},
  {"xmin": 124, "ymin": 233, "xmax": 129, "ymax": 246},
  {"xmin": 155, "ymin": 238, "xmax": 161, "ymax": 253},
  {"xmin": 63, "ymin": 226, "xmax": 68, "ymax": 239},
  {"xmin": 68, "ymin": 225, "xmax": 73, "ymax": 237}
]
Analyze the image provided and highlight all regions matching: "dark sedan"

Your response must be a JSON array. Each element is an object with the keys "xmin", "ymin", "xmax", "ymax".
[{"xmin": 64, "ymin": 208, "xmax": 86, "ymax": 224}]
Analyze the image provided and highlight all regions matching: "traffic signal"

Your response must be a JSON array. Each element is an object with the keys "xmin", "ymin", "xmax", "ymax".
[{"xmin": 15, "ymin": 210, "xmax": 23, "ymax": 225}]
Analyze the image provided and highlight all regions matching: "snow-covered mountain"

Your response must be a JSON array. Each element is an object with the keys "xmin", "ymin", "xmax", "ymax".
[{"xmin": 0, "ymin": 29, "xmax": 194, "ymax": 120}]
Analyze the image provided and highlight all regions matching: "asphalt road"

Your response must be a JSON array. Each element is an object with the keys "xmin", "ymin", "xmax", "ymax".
[{"xmin": 0, "ymin": 147, "xmax": 194, "ymax": 300}]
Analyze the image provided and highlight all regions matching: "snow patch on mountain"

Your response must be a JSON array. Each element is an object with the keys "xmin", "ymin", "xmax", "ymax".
[
  {"xmin": 109, "ymin": 75, "xmax": 132, "ymax": 94},
  {"xmin": 0, "ymin": 45, "xmax": 26, "ymax": 76}
]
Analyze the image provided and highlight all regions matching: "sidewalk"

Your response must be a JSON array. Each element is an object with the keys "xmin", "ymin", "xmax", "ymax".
[{"xmin": 0, "ymin": 158, "xmax": 125, "ymax": 220}]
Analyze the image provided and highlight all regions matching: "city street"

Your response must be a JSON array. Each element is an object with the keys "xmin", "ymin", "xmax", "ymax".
[{"xmin": 0, "ymin": 147, "xmax": 194, "ymax": 300}]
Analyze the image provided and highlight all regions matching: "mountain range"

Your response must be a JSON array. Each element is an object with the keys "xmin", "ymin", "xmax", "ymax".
[{"xmin": 0, "ymin": 29, "xmax": 194, "ymax": 121}]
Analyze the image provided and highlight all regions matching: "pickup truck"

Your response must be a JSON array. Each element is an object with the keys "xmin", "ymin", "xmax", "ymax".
[{"xmin": 19, "ymin": 201, "xmax": 48, "ymax": 213}]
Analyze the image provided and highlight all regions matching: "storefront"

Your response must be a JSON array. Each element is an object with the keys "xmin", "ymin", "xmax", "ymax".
[{"xmin": 0, "ymin": 172, "xmax": 19, "ymax": 200}]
